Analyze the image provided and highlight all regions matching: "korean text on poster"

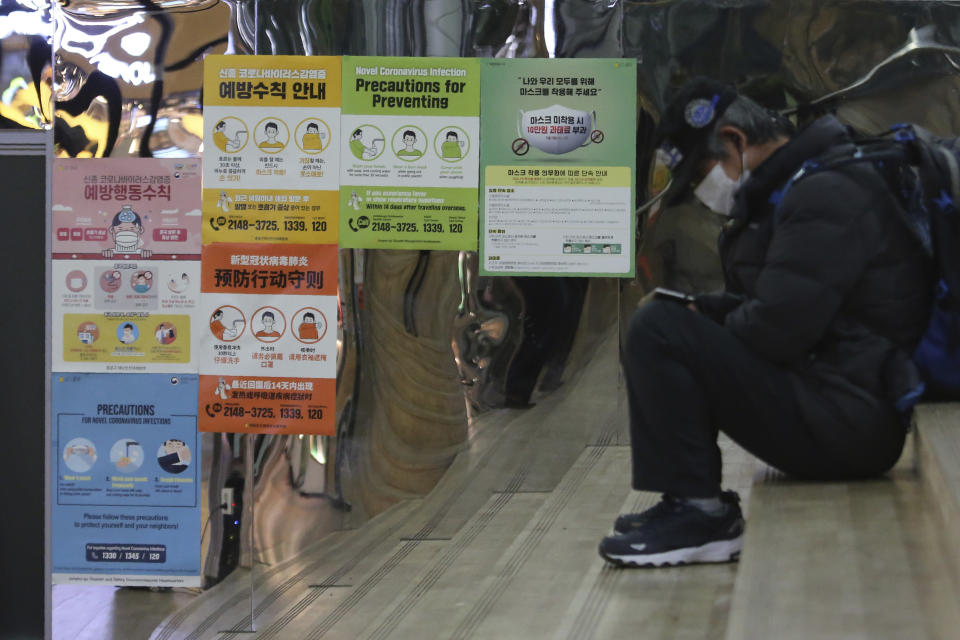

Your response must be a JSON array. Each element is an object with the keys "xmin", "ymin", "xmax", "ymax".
[
  {"xmin": 52, "ymin": 159, "xmax": 203, "ymax": 373},
  {"xmin": 339, "ymin": 56, "xmax": 480, "ymax": 250},
  {"xmin": 479, "ymin": 59, "xmax": 636, "ymax": 277},
  {"xmin": 202, "ymin": 55, "xmax": 341, "ymax": 244},
  {"xmin": 199, "ymin": 243, "xmax": 337, "ymax": 434},
  {"xmin": 52, "ymin": 374, "xmax": 201, "ymax": 587}
]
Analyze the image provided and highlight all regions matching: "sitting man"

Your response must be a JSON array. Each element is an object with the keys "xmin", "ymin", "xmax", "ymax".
[{"xmin": 599, "ymin": 79, "xmax": 933, "ymax": 567}]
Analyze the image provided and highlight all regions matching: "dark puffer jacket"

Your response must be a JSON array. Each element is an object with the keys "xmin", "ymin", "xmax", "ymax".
[{"xmin": 697, "ymin": 116, "xmax": 933, "ymax": 427}]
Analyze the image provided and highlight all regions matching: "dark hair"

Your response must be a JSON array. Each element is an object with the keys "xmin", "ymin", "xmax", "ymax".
[
  {"xmin": 164, "ymin": 439, "xmax": 185, "ymax": 446},
  {"xmin": 352, "ymin": 128, "xmax": 362, "ymax": 137},
  {"xmin": 307, "ymin": 123, "xmax": 319, "ymax": 131},
  {"xmin": 262, "ymin": 311, "xmax": 275, "ymax": 320},
  {"xmin": 403, "ymin": 130, "xmax": 416, "ymax": 139},
  {"xmin": 212, "ymin": 309, "xmax": 223, "ymax": 319},
  {"xmin": 215, "ymin": 120, "xmax": 225, "ymax": 130},
  {"xmin": 265, "ymin": 121, "xmax": 279, "ymax": 132},
  {"xmin": 123, "ymin": 323, "xmax": 134, "ymax": 330},
  {"xmin": 446, "ymin": 131, "xmax": 458, "ymax": 139},
  {"xmin": 303, "ymin": 312, "xmax": 315, "ymax": 321}
]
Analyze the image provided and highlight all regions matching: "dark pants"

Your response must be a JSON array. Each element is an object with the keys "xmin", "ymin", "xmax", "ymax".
[{"xmin": 623, "ymin": 301, "xmax": 907, "ymax": 497}]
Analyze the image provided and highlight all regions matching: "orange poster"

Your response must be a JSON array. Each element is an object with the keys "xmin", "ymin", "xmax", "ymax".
[{"xmin": 198, "ymin": 243, "xmax": 337, "ymax": 434}]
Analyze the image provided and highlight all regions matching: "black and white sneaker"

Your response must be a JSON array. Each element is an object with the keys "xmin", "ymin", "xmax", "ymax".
[
  {"xmin": 612, "ymin": 490, "xmax": 742, "ymax": 534},
  {"xmin": 599, "ymin": 492, "xmax": 744, "ymax": 567}
]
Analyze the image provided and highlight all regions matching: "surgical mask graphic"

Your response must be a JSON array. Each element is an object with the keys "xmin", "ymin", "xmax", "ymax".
[
  {"xmin": 517, "ymin": 105, "xmax": 597, "ymax": 154},
  {"xmin": 693, "ymin": 154, "xmax": 750, "ymax": 216},
  {"xmin": 114, "ymin": 231, "xmax": 140, "ymax": 250}
]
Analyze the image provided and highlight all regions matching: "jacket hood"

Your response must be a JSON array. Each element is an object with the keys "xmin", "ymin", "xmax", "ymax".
[{"xmin": 734, "ymin": 115, "xmax": 852, "ymax": 218}]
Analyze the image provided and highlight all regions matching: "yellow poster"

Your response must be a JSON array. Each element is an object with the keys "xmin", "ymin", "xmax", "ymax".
[{"xmin": 202, "ymin": 55, "xmax": 341, "ymax": 244}]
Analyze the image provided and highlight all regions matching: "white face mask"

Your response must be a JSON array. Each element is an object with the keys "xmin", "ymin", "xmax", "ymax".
[
  {"xmin": 693, "ymin": 153, "xmax": 749, "ymax": 216},
  {"xmin": 114, "ymin": 231, "xmax": 140, "ymax": 250}
]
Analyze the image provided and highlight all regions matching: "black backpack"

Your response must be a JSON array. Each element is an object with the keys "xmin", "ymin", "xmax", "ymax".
[{"xmin": 783, "ymin": 124, "xmax": 960, "ymax": 403}]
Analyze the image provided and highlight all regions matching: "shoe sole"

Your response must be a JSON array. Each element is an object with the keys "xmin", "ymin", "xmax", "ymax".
[{"xmin": 599, "ymin": 536, "xmax": 743, "ymax": 568}]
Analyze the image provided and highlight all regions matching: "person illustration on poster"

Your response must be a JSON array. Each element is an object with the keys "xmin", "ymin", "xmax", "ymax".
[
  {"xmin": 209, "ymin": 309, "xmax": 227, "ymax": 340},
  {"xmin": 350, "ymin": 128, "xmax": 381, "ymax": 160},
  {"xmin": 258, "ymin": 121, "xmax": 285, "ymax": 151},
  {"xmin": 602, "ymin": 245, "xmax": 612, "ymax": 254},
  {"xmin": 396, "ymin": 130, "xmax": 423, "ymax": 160},
  {"xmin": 157, "ymin": 439, "xmax": 191, "ymax": 474},
  {"xmin": 302, "ymin": 122, "xmax": 325, "ymax": 151},
  {"xmin": 213, "ymin": 120, "xmax": 244, "ymax": 153},
  {"xmin": 167, "ymin": 272, "xmax": 189, "ymax": 294},
  {"xmin": 216, "ymin": 190, "xmax": 233, "ymax": 213},
  {"xmin": 101, "ymin": 270, "xmax": 122, "ymax": 292},
  {"xmin": 255, "ymin": 311, "xmax": 281, "ymax": 340},
  {"xmin": 348, "ymin": 191, "xmax": 363, "ymax": 211},
  {"xmin": 102, "ymin": 206, "xmax": 152, "ymax": 258},
  {"xmin": 118, "ymin": 323, "xmax": 138, "ymax": 344},
  {"xmin": 222, "ymin": 318, "xmax": 245, "ymax": 340},
  {"xmin": 131, "ymin": 271, "xmax": 152, "ymax": 293},
  {"xmin": 563, "ymin": 244, "xmax": 573, "ymax": 254},
  {"xmin": 298, "ymin": 312, "xmax": 321, "ymax": 341},
  {"xmin": 63, "ymin": 438, "xmax": 97, "ymax": 472},
  {"xmin": 441, "ymin": 130, "xmax": 462, "ymax": 159},
  {"xmin": 78, "ymin": 322, "xmax": 99, "ymax": 344},
  {"xmin": 155, "ymin": 322, "xmax": 176, "ymax": 345},
  {"xmin": 214, "ymin": 377, "xmax": 231, "ymax": 400}
]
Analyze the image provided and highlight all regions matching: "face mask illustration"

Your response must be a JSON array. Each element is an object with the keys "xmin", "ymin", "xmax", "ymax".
[
  {"xmin": 114, "ymin": 231, "xmax": 140, "ymax": 251},
  {"xmin": 517, "ymin": 105, "xmax": 597, "ymax": 154}
]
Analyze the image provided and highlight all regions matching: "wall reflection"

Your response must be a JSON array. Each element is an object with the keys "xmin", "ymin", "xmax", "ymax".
[{"xmin": 0, "ymin": 0, "xmax": 54, "ymax": 129}]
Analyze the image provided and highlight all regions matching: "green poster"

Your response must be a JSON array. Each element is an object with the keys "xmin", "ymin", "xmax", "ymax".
[
  {"xmin": 339, "ymin": 56, "xmax": 481, "ymax": 249},
  {"xmin": 480, "ymin": 58, "xmax": 637, "ymax": 277}
]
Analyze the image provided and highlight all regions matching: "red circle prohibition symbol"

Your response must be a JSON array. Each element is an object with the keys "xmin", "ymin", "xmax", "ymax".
[
  {"xmin": 591, "ymin": 130, "xmax": 605, "ymax": 144},
  {"xmin": 512, "ymin": 137, "xmax": 530, "ymax": 155}
]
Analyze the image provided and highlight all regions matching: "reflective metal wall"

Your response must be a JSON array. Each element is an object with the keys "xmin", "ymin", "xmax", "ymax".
[{"xmin": 6, "ymin": 0, "xmax": 959, "ymax": 586}]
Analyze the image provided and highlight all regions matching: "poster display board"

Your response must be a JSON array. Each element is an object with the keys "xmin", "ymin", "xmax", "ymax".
[
  {"xmin": 198, "ymin": 243, "xmax": 337, "ymax": 434},
  {"xmin": 52, "ymin": 159, "xmax": 202, "ymax": 373},
  {"xmin": 339, "ymin": 56, "xmax": 480, "ymax": 249},
  {"xmin": 479, "ymin": 58, "xmax": 636, "ymax": 276},
  {"xmin": 51, "ymin": 373, "xmax": 202, "ymax": 586},
  {"xmin": 202, "ymin": 55, "xmax": 341, "ymax": 244}
]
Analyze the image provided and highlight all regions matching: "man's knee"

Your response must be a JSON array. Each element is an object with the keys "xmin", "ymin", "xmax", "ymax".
[{"xmin": 626, "ymin": 300, "xmax": 692, "ymax": 356}]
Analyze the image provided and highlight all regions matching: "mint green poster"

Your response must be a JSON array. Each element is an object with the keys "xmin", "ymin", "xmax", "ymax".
[
  {"xmin": 480, "ymin": 58, "xmax": 636, "ymax": 277},
  {"xmin": 339, "ymin": 56, "xmax": 480, "ymax": 249}
]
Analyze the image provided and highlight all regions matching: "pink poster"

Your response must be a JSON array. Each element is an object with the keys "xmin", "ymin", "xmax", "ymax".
[{"xmin": 53, "ymin": 159, "xmax": 202, "ymax": 261}]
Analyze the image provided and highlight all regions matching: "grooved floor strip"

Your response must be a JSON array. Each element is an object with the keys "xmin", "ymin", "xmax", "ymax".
[
  {"xmin": 247, "ymin": 465, "xmax": 536, "ymax": 640},
  {"xmin": 446, "ymin": 430, "xmax": 616, "ymax": 640},
  {"xmin": 216, "ymin": 506, "xmax": 423, "ymax": 640},
  {"xmin": 562, "ymin": 566, "xmax": 623, "ymax": 640},
  {"xmin": 361, "ymin": 471, "xmax": 530, "ymax": 640},
  {"xmin": 196, "ymin": 412, "xmax": 534, "ymax": 640}
]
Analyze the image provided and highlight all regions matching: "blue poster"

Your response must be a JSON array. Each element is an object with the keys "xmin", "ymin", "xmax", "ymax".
[{"xmin": 51, "ymin": 373, "xmax": 201, "ymax": 586}]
